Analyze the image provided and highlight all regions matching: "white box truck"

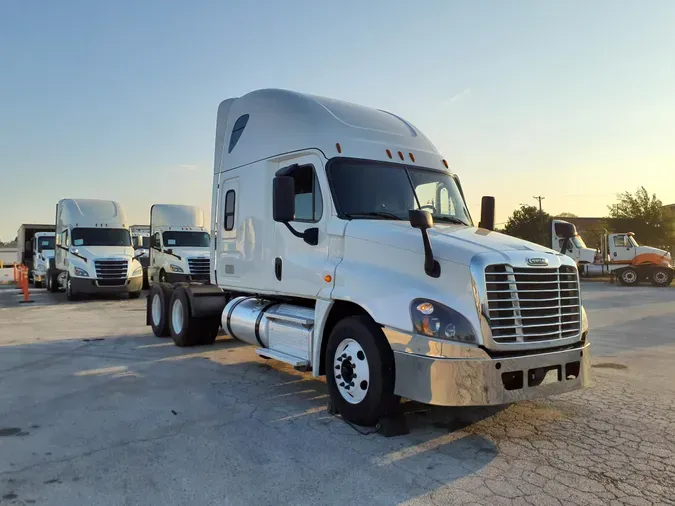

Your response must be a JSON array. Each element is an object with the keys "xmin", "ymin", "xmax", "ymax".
[
  {"xmin": 16, "ymin": 224, "xmax": 56, "ymax": 284},
  {"xmin": 146, "ymin": 89, "xmax": 590, "ymax": 426},
  {"xmin": 147, "ymin": 205, "xmax": 211, "ymax": 285},
  {"xmin": 48, "ymin": 199, "xmax": 144, "ymax": 300}
]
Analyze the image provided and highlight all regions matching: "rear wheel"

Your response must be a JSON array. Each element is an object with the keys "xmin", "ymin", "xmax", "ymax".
[
  {"xmin": 618, "ymin": 267, "xmax": 639, "ymax": 286},
  {"xmin": 198, "ymin": 317, "xmax": 221, "ymax": 345},
  {"xmin": 148, "ymin": 283, "xmax": 173, "ymax": 337},
  {"xmin": 325, "ymin": 315, "xmax": 399, "ymax": 427},
  {"xmin": 169, "ymin": 287, "xmax": 203, "ymax": 347},
  {"xmin": 47, "ymin": 270, "xmax": 58, "ymax": 293},
  {"xmin": 650, "ymin": 267, "xmax": 673, "ymax": 287}
]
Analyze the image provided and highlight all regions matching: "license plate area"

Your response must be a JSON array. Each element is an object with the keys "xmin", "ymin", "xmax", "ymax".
[{"xmin": 528, "ymin": 365, "xmax": 561, "ymax": 387}]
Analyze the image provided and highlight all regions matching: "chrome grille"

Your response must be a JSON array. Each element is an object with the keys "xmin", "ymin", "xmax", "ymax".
[
  {"xmin": 485, "ymin": 265, "xmax": 581, "ymax": 343},
  {"xmin": 94, "ymin": 260, "xmax": 128, "ymax": 279},
  {"xmin": 187, "ymin": 258, "xmax": 210, "ymax": 276}
]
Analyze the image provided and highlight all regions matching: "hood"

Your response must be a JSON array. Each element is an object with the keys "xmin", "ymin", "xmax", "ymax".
[
  {"xmin": 345, "ymin": 220, "xmax": 554, "ymax": 266},
  {"xmin": 636, "ymin": 245, "xmax": 669, "ymax": 258},
  {"xmin": 170, "ymin": 247, "xmax": 210, "ymax": 260},
  {"xmin": 39, "ymin": 249, "xmax": 55, "ymax": 260},
  {"xmin": 71, "ymin": 246, "xmax": 134, "ymax": 261}
]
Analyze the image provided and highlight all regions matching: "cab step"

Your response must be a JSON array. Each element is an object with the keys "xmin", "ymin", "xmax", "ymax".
[{"xmin": 255, "ymin": 348, "xmax": 309, "ymax": 369}]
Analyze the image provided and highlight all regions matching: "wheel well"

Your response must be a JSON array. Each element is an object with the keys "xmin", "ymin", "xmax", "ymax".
[{"xmin": 319, "ymin": 301, "xmax": 369, "ymax": 375}]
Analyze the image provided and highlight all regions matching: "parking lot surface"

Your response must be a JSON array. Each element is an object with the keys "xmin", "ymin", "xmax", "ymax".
[{"xmin": 1, "ymin": 283, "xmax": 674, "ymax": 505}]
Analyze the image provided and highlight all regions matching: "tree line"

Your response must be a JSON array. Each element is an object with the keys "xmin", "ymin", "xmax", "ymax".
[{"xmin": 501, "ymin": 187, "xmax": 675, "ymax": 250}]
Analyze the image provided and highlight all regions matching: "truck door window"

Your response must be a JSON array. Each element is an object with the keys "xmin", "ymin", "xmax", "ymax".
[
  {"xmin": 152, "ymin": 233, "xmax": 161, "ymax": 249},
  {"xmin": 288, "ymin": 165, "xmax": 323, "ymax": 222},
  {"xmin": 224, "ymin": 190, "xmax": 236, "ymax": 231},
  {"xmin": 613, "ymin": 235, "xmax": 627, "ymax": 248}
]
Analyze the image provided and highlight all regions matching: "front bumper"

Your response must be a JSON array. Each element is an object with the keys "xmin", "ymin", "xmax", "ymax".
[
  {"xmin": 390, "ymin": 335, "xmax": 590, "ymax": 406},
  {"xmin": 164, "ymin": 272, "xmax": 210, "ymax": 284},
  {"xmin": 71, "ymin": 276, "xmax": 143, "ymax": 295}
]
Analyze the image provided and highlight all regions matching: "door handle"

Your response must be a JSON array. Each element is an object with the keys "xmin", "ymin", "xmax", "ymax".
[{"xmin": 274, "ymin": 257, "xmax": 282, "ymax": 281}]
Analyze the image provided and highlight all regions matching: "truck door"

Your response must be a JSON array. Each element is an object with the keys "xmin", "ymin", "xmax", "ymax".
[
  {"xmin": 216, "ymin": 176, "xmax": 241, "ymax": 285},
  {"xmin": 273, "ymin": 154, "xmax": 330, "ymax": 298},
  {"xmin": 148, "ymin": 232, "xmax": 161, "ymax": 283},
  {"xmin": 610, "ymin": 234, "xmax": 635, "ymax": 263}
]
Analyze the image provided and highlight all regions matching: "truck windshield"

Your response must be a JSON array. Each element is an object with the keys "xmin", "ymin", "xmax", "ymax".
[
  {"xmin": 72, "ymin": 228, "xmax": 131, "ymax": 247},
  {"xmin": 37, "ymin": 237, "xmax": 55, "ymax": 251},
  {"xmin": 133, "ymin": 236, "xmax": 150, "ymax": 249},
  {"xmin": 162, "ymin": 231, "xmax": 210, "ymax": 248},
  {"xmin": 572, "ymin": 236, "xmax": 586, "ymax": 248},
  {"xmin": 328, "ymin": 159, "xmax": 472, "ymax": 225}
]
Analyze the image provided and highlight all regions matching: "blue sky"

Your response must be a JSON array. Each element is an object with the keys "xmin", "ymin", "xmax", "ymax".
[{"xmin": 1, "ymin": 0, "xmax": 674, "ymax": 240}]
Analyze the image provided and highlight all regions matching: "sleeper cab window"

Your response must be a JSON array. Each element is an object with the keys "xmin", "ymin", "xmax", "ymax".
[
  {"xmin": 228, "ymin": 114, "xmax": 249, "ymax": 153},
  {"xmin": 224, "ymin": 190, "xmax": 236, "ymax": 231},
  {"xmin": 288, "ymin": 164, "xmax": 323, "ymax": 222}
]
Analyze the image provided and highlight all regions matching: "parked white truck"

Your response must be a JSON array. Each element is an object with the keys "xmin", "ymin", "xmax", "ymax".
[
  {"xmin": 147, "ymin": 205, "xmax": 211, "ymax": 285},
  {"xmin": 550, "ymin": 219, "xmax": 597, "ymax": 265},
  {"xmin": 146, "ymin": 89, "xmax": 590, "ymax": 426},
  {"xmin": 131, "ymin": 225, "xmax": 150, "ymax": 288},
  {"xmin": 16, "ymin": 224, "xmax": 56, "ymax": 285},
  {"xmin": 31, "ymin": 232, "xmax": 56, "ymax": 288},
  {"xmin": 48, "ymin": 199, "xmax": 144, "ymax": 300}
]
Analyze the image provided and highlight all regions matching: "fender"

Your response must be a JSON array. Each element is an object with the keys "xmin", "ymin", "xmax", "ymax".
[{"xmin": 632, "ymin": 253, "xmax": 670, "ymax": 267}]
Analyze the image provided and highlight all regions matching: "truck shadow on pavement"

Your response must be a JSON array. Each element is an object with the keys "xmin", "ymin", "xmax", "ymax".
[{"xmin": 0, "ymin": 332, "xmax": 504, "ymax": 504}]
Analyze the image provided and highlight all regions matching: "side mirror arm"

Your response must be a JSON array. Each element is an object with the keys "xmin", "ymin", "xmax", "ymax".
[{"xmin": 282, "ymin": 222, "xmax": 318, "ymax": 246}]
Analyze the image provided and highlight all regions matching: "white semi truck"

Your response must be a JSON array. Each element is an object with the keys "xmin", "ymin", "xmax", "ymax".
[
  {"xmin": 148, "ymin": 205, "xmax": 211, "ymax": 285},
  {"xmin": 48, "ymin": 199, "xmax": 144, "ymax": 300},
  {"xmin": 31, "ymin": 232, "xmax": 56, "ymax": 288},
  {"xmin": 146, "ymin": 89, "xmax": 590, "ymax": 426},
  {"xmin": 550, "ymin": 219, "xmax": 597, "ymax": 265},
  {"xmin": 550, "ymin": 219, "xmax": 673, "ymax": 286},
  {"xmin": 131, "ymin": 225, "xmax": 150, "ymax": 288},
  {"xmin": 16, "ymin": 224, "xmax": 56, "ymax": 285}
]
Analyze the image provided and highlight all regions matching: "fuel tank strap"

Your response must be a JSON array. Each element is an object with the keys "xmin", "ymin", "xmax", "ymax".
[
  {"xmin": 226, "ymin": 296, "xmax": 249, "ymax": 341},
  {"xmin": 254, "ymin": 301, "xmax": 280, "ymax": 347}
]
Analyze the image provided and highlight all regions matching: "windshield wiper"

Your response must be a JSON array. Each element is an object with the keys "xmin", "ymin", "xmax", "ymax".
[
  {"xmin": 344, "ymin": 212, "xmax": 403, "ymax": 220},
  {"xmin": 432, "ymin": 216, "xmax": 470, "ymax": 226}
]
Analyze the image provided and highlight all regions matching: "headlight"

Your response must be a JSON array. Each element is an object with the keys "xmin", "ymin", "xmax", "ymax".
[
  {"xmin": 73, "ymin": 267, "xmax": 89, "ymax": 277},
  {"xmin": 169, "ymin": 264, "xmax": 184, "ymax": 273},
  {"xmin": 410, "ymin": 299, "xmax": 477, "ymax": 343},
  {"xmin": 132, "ymin": 267, "xmax": 143, "ymax": 276}
]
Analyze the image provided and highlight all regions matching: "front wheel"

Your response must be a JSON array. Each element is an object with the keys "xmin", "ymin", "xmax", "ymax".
[
  {"xmin": 617, "ymin": 267, "xmax": 639, "ymax": 286},
  {"xmin": 325, "ymin": 315, "xmax": 399, "ymax": 427},
  {"xmin": 650, "ymin": 267, "xmax": 673, "ymax": 287},
  {"xmin": 66, "ymin": 275, "xmax": 79, "ymax": 301}
]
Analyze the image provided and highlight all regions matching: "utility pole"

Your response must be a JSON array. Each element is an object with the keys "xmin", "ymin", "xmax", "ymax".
[{"xmin": 533, "ymin": 196, "xmax": 545, "ymax": 245}]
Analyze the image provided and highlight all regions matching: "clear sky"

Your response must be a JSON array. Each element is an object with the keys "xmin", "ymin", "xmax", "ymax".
[{"xmin": 1, "ymin": 0, "xmax": 674, "ymax": 240}]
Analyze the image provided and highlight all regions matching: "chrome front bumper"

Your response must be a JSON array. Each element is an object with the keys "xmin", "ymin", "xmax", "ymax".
[{"xmin": 390, "ymin": 334, "xmax": 590, "ymax": 406}]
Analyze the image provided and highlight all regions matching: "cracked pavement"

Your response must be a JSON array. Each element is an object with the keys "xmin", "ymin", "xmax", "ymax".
[{"xmin": 0, "ymin": 283, "xmax": 674, "ymax": 505}]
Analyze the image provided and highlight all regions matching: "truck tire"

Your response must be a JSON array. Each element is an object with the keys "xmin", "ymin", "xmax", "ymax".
[
  {"xmin": 649, "ymin": 267, "xmax": 673, "ymax": 287},
  {"xmin": 47, "ymin": 270, "xmax": 58, "ymax": 293},
  {"xmin": 325, "ymin": 315, "xmax": 399, "ymax": 427},
  {"xmin": 66, "ymin": 275, "xmax": 79, "ymax": 301},
  {"xmin": 617, "ymin": 267, "xmax": 639, "ymax": 286},
  {"xmin": 169, "ymin": 287, "xmax": 202, "ymax": 347},
  {"xmin": 148, "ymin": 283, "xmax": 173, "ymax": 337},
  {"xmin": 198, "ymin": 317, "xmax": 221, "ymax": 345}
]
